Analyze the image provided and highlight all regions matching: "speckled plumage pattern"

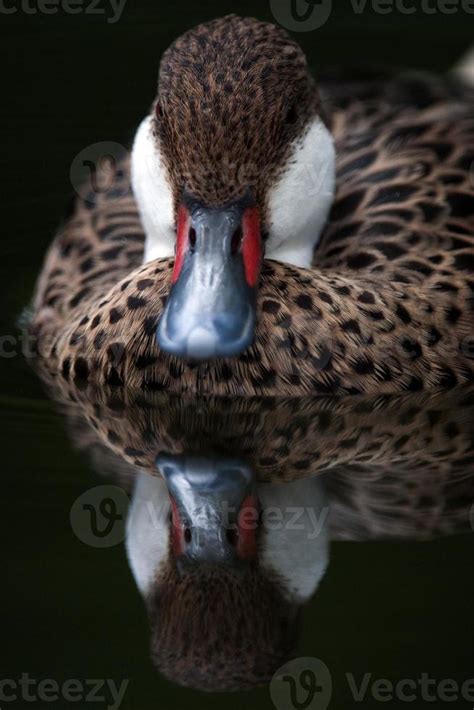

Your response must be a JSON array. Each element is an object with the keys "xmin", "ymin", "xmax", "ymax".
[
  {"xmin": 39, "ymin": 374, "xmax": 474, "ymax": 540},
  {"xmin": 155, "ymin": 15, "xmax": 322, "ymax": 211},
  {"xmin": 29, "ymin": 16, "xmax": 474, "ymax": 397},
  {"xmin": 36, "ymin": 378, "xmax": 474, "ymax": 689},
  {"xmin": 36, "ymin": 367, "xmax": 473, "ymax": 691},
  {"xmin": 25, "ymin": 17, "xmax": 474, "ymax": 693}
]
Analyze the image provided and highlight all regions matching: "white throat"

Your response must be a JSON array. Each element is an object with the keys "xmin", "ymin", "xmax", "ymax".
[{"xmin": 131, "ymin": 115, "xmax": 335, "ymax": 269}]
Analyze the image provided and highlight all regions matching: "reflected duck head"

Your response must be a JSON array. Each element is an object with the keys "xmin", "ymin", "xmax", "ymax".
[
  {"xmin": 157, "ymin": 453, "xmax": 259, "ymax": 569},
  {"xmin": 125, "ymin": 458, "xmax": 329, "ymax": 691}
]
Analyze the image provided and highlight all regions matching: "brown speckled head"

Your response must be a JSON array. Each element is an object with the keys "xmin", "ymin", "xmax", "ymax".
[
  {"xmin": 154, "ymin": 14, "xmax": 322, "ymax": 212},
  {"xmin": 147, "ymin": 561, "xmax": 299, "ymax": 692}
]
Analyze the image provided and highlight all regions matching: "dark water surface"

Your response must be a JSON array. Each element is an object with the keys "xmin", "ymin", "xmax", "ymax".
[
  {"xmin": 1, "ymin": 2, "xmax": 473, "ymax": 709},
  {"xmin": 2, "ymin": 385, "xmax": 474, "ymax": 708}
]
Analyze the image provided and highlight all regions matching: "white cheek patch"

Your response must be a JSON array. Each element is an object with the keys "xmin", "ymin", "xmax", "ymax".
[
  {"xmin": 125, "ymin": 472, "xmax": 171, "ymax": 598},
  {"xmin": 131, "ymin": 116, "xmax": 175, "ymax": 263},
  {"xmin": 266, "ymin": 118, "xmax": 335, "ymax": 268},
  {"xmin": 258, "ymin": 476, "xmax": 330, "ymax": 603}
]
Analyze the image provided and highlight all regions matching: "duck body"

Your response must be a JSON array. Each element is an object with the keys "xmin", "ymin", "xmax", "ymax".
[{"xmin": 29, "ymin": 16, "xmax": 474, "ymax": 397}]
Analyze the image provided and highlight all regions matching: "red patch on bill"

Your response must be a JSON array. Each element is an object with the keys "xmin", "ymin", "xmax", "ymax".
[
  {"xmin": 242, "ymin": 207, "xmax": 262, "ymax": 287},
  {"xmin": 172, "ymin": 205, "xmax": 191, "ymax": 284},
  {"xmin": 170, "ymin": 497, "xmax": 185, "ymax": 556},
  {"xmin": 236, "ymin": 494, "xmax": 259, "ymax": 560}
]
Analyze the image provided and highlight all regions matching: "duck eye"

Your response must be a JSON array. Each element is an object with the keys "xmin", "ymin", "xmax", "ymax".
[
  {"xmin": 231, "ymin": 226, "xmax": 243, "ymax": 255},
  {"xmin": 226, "ymin": 528, "xmax": 238, "ymax": 547},
  {"xmin": 189, "ymin": 227, "xmax": 197, "ymax": 251},
  {"xmin": 285, "ymin": 103, "xmax": 298, "ymax": 125}
]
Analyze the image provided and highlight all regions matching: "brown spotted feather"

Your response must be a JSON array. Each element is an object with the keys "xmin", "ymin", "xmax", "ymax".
[
  {"xmin": 29, "ymin": 19, "xmax": 474, "ymax": 397},
  {"xmin": 35, "ymin": 371, "xmax": 474, "ymax": 540},
  {"xmin": 36, "ymin": 373, "xmax": 474, "ymax": 690}
]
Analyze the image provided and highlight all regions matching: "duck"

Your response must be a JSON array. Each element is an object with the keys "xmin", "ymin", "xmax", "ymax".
[
  {"xmin": 43, "ymin": 376, "xmax": 474, "ymax": 691},
  {"xmin": 28, "ymin": 14, "xmax": 474, "ymax": 397}
]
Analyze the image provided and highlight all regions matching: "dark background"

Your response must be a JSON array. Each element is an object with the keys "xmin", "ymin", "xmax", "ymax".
[{"xmin": 1, "ymin": 2, "xmax": 473, "ymax": 708}]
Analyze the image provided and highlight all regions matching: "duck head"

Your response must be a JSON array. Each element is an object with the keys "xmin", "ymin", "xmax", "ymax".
[
  {"xmin": 125, "ymin": 456, "xmax": 329, "ymax": 691},
  {"xmin": 131, "ymin": 15, "xmax": 335, "ymax": 360},
  {"xmin": 156, "ymin": 453, "xmax": 259, "ymax": 568}
]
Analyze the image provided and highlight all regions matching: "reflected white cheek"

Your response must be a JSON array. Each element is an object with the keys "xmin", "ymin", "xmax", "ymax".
[
  {"xmin": 258, "ymin": 476, "xmax": 330, "ymax": 603},
  {"xmin": 131, "ymin": 116, "xmax": 175, "ymax": 263},
  {"xmin": 125, "ymin": 472, "xmax": 171, "ymax": 598},
  {"xmin": 266, "ymin": 118, "xmax": 335, "ymax": 269}
]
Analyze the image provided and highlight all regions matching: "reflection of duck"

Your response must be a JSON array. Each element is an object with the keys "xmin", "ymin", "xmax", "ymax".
[
  {"xmin": 38, "ymin": 375, "xmax": 473, "ymax": 690},
  {"xmin": 126, "ymin": 459, "xmax": 329, "ymax": 690},
  {"xmin": 29, "ymin": 15, "xmax": 474, "ymax": 395},
  {"xmin": 49, "ymin": 378, "xmax": 474, "ymax": 527},
  {"xmin": 42, "ymin": 368, "xmax": 474, "ymax": 535}
]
